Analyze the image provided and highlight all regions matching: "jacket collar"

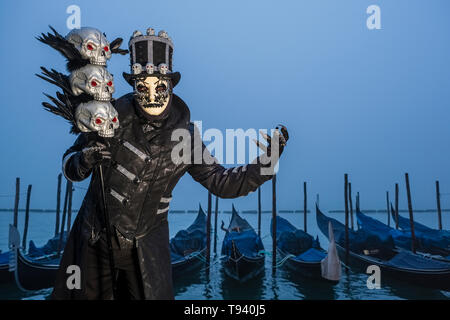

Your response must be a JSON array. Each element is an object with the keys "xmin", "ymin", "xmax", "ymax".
[{"xmin": 129, "ymin": 93, "xmax": 191, "ymax": 153}]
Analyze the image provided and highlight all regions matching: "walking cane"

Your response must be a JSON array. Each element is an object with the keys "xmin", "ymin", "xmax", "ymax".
[{"xmin": 98, "ymin": 163, "xmax": 118, "ymax": 299}]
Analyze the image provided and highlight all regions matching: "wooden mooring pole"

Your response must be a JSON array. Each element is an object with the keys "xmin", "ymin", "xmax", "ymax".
[
  {"xmin": 206, "ymin": 191, "xmax": 212, "ymax": 270},
  {"xmin": 344, "ymin": 174, "xmax": 350, "ymax": 263},
  {"xmin": 356, "ymin": 192, "xmax": 360, "ymax": 211},
  {"xmin": 395, "ymin": 183, "xmax": 399, "ymax": 230},
  {"xmin": 405, "ymin": 173, "xmax": 416, "ymax": 254},
  {"xmin": 390, "ymin": 203, "xmax": 396, "ymax": 225},
  {"xmin": 349, "ymin": 182, "xmax": 354, "ymax": 230},
  {"xmin": 303, "ymin": 182, "xmax": 307, "ymax": 233},
  {"xmin": 436, "ymin": 181, "xmax": 442, "ymax": 230},
  {"xmin": 214, "ymin": 195, "xmax": 218, "ymax": 254},
  {"xmin": 386, "ymin": 191, "xmax": 390, "ymax": 227},
  {"xmin": 272, "ymin": 175, "xmax": 277, "ymax": 270},
  {"xmin": 22, "ymin": 185, "xmax": 32, "ymax": 250},
  {"xmin": 55, "ymin": 173, "xmax": 62, "ymax": 236},
  {"xmin": 257, "ymin": 187, "xmax": 262, "ymax": 238},
  {"xmin": 67, "ymin": 183, "xmax": 73, "ymax": 232},
  {"xmin": 13, "ymin": 177, "xmax": 20, "ymax": 228}
]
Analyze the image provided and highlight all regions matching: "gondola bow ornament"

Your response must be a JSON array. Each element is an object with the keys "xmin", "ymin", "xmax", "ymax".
[
  {"xmin": 320, "ymin": 221, "xmax": 341, "ymax": 282},
  {"xmin": 8, "ymin": 225, "xmax": 21, "ymax": 272}
]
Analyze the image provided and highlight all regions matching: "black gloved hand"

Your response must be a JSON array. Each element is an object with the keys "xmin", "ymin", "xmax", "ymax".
[
  {"xmin": 79, "ymin": 141, "xmax": 112, "ymax": 170},
  {"xmin": 254, "ymin": 124, "xmax": 289, "ymax": 157}
]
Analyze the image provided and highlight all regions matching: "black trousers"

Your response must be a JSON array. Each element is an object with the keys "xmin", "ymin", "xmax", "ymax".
[{"xmin": 84, "ymin": 233, "xmax": 145, "ymax": 300}]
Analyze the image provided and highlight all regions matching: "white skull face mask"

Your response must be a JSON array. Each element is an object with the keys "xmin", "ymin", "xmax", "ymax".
[
  {"xmin": 70, "ymin": 65, "xmax": 115, "ymax": 101},
  {"xmin": 66, "ymin": 27, "xmax": 112, "ymax": 65},
  {"xmin": 75, "ymin": 101, "xmax": 119, "ymax": 137},
  {"xmin": 134, "ymin": 76, "xmax": 172, "ymax": 116}
]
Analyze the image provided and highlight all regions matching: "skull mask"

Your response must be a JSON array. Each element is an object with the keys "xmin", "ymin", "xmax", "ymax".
[
  {"xmin": 134, "ymin": 76, "xmax": 172, "ymax": 116},
  {"xmin": 75, "ymin": 101, "xmax": 119, "ymax": 137},
  {"xmin": 70, "ymin": 65, "xmax": 115, "ymax": 101},
  {"xmin": 66, "ymin": 27, "xmax": 112, "ymax": 66}
]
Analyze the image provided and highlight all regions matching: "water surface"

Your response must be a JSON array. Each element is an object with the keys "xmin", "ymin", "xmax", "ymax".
[{"xmin": 0, "ymin": 211, "xmax": 449, "ymax": 300}]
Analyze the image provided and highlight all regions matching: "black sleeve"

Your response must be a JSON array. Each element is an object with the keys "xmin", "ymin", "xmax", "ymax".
[
  {"xmin": 62, "ymin": 133, "xmax": 94, "ymax": 182},
  {"xmin": 186, "ymin": 125, "xmax": 274, "ymax": 199}
]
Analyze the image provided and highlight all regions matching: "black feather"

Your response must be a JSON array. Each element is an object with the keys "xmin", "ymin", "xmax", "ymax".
[
  {"xmin": 110, "ymin": 37, "xmax": 129, "ymax": 55},
  {"xmin": 36, "ymin": 67, "xmax": 72, "ymax": 93},
  {"xmin": 112, "ymin": 48, "xmax": 129, "ymax": 55},
  {"xmin": 36, "ymin": 66, "xmax": 94, "ymax": 106},
  {"xmin": 36, "ymin": 25, "xmax": 89, "ymax": 72},
  {"xmin": 110, "ymin": 38, "xmax": 123, "ymax": 50},
  {"xmin": 41, "ymin": 91, "xmax": 80, "ymax": 134},
  {"xmin": 67, "ymin": 59, "xmax": 90, "ymax": 72}
]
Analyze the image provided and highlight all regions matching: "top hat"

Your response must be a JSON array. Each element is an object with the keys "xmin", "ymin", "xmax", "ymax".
[{"xmin": 122, "ymin": 28, "xmax": 180, "ymax": 87}]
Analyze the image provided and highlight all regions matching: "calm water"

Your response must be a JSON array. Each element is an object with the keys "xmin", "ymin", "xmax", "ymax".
[{"xmin": 0, "ymin": 210, "xmax": 449, "ymax": 300}]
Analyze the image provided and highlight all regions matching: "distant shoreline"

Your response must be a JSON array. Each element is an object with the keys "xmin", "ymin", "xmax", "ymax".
[{"xmin": 0, "ymin": 208, "xmax": 448, "ymax": 214}]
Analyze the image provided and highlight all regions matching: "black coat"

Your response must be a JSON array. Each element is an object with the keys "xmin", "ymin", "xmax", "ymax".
[{"xmin": 51, "ymin": 93, "xmax": 273, "ymax": 299}]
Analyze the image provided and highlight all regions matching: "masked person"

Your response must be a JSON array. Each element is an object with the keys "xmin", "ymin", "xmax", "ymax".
[{"xmin": 51, "ymin": 28, "xmax": 289, "ymax": 300}]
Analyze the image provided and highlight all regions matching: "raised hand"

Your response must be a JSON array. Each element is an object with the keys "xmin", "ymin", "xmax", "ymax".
[{"xmin": 254, "ymin": 124, "xmax": 289, "ymax": 157}]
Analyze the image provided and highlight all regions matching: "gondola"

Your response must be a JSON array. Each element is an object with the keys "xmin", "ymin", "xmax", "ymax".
[
  {"xmin": 9, "ymin": 224, "xmax": 60, "ymax": 291},
  {"xmin": 221, "ymin": 205, "xmax": 265, "ymax": 282},
  {"xmin": 357, "ymin": 209, "xmax": 450, "ymax": 259},
  {"xmin": 170, "ymin": 205, "xmax": 207, "ymax": 278},
  {"xmin": 271, "ymin": 216, "xmax": 341, "ymax": 283},
  {"xmin": 0, "ymin": 251, "xmax": 14, "ymax": 283},
  {"xmin": 391, "ymin": 207, "xmax": 450, "ymax": 234},
  {"xmin": 0, "ymin": 232, "xmax": 68, "ymax": 285},
  {"xmin": 391, "ymin": 209, "xmax": 450, "ymax": 251},
  {"xmin": 270, "ymin": 216, "xmax": 341, "ymax": 284},
  {"xmin": 316, "ymin": 205, "xmax": 450, "ymax": 291}
]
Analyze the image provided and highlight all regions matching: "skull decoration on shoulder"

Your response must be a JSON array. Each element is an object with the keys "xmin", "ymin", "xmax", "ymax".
[
  {"xmin": 75, "ymin": 100, "xmax": 119, "ymax": 137},
  {"xmin": 66, "ymin": 27, "xmax": 112, "ymax": 66},
  {"xmin": 70, "ymin": 65, "xmax": 115, "ymax": 101}
]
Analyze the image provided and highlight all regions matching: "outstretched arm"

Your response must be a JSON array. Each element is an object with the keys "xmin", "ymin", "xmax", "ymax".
[
  {"xmin": 187, "ymin": 125, "xmax": 288, "ymax": 198},
  {"xmin": 188, "ymin": 154, "xmax": 271, "ymax": 198}
]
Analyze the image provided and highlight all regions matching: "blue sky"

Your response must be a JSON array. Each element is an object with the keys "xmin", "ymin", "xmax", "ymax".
[{"xmin": 1, "ymin": 0, "xmax": 450, "ymax": 213}]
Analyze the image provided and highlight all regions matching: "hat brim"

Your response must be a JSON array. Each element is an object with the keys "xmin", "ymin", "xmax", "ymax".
[{"xmin": 122, "ymin": 71, "xmax": 180, "ymax": 88}]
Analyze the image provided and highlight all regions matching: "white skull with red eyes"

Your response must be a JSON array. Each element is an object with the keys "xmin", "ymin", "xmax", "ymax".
[
  {"xmin": 145, "ymin": 63, "xmax": 154, "ymax": 74},
  {"xmin": 158, "ymin": 30, "xmax": 169, "ymax": 39},
  {"xmin": 158, "ymin": 63, "xmax": 168, "ymax": 75},
  {"xmin": 66, "ymin": 27, "xmax": 112, "ymax": 66},
  {"xmin": 132, "ymin": 63, "xmax": 142, "ymax": 75},
  {"xmin": 75, "ymin": 101, "xmax": 119, "ymax": 137},
  {"xmin": 70, "ymin": 65, "xmax": 115, "ymax": 101}
]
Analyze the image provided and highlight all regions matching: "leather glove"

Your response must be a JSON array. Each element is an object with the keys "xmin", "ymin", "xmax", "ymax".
[
  {"xmin": 254, "ymin": 124, "xmax": 289, "ymax": 157},
  {"xmin": 79, "ymin": 141, "xmax": 112, "ymax": 170}
]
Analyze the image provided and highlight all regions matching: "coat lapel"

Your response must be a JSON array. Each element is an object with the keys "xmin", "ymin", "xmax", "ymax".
[{"xmin": 131, "ymin": 118, "xmax": 153, "ymax": 155}]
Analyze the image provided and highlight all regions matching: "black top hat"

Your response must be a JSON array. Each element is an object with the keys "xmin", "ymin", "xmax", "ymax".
[{"xmin": 122, "ymin": 28, "xmax": 180, "ymax": 87}]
